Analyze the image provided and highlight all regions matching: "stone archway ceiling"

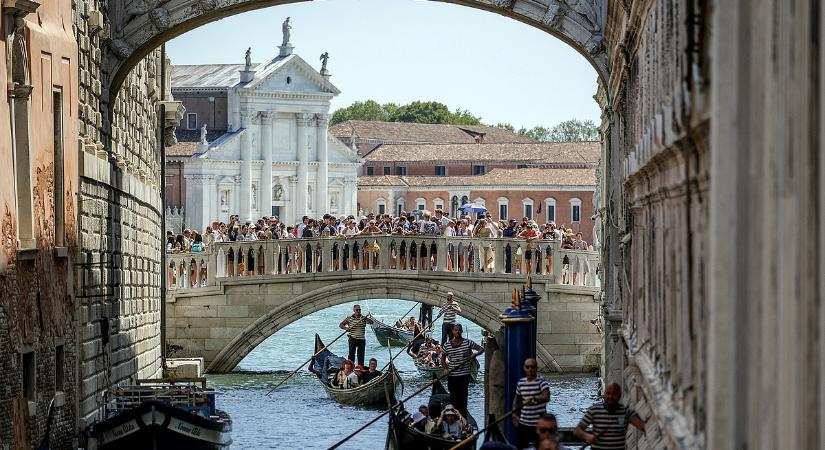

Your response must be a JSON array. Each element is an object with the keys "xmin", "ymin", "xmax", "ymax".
[{"xmin": 106, "ymin": 0, "xmax": 607, "ymax": 94}]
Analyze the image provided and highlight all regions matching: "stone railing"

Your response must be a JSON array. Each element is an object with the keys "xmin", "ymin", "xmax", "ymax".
[{"xmin": 164, "ymin": 236, "xmax": 600, "ymax": 291}]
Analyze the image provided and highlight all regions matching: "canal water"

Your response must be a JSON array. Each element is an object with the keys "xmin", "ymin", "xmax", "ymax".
[{"xmin": 207, "ymin": 300, "xmax": 600, "ymax": 449}]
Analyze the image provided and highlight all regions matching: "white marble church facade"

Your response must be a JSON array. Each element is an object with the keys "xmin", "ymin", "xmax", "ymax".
[{"xmin": 171, "ymin": 26, "xmax": 361, "ymax": 232}]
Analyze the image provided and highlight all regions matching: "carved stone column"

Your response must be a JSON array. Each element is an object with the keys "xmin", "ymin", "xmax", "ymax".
[
  {"xmin": 260, "ymin": 111, "xmax": 274, "ymax": 217},
  {"xmin": 239, "ymin": 111, "xmax": 254, "ymax": 222},
  {"xmin": 295, "ymin": 113, "xmax": 311, "ymax": 216},
  {"xmin": 287, "ymin": 176, "xmax": 298, "ymax": 226},
  {"xmin": 316, "ymin": 114, "xmax": 329, "ymax": 215}
]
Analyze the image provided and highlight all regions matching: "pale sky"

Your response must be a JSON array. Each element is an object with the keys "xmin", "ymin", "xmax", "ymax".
[{"xmin": 166, "ymin": 0, "xmax": 600, "ymax": 130}]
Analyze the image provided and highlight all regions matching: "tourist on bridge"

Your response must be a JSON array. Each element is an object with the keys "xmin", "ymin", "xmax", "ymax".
[
  {"xmin": 441, "ymin": 323, "xmax": 484, "ymax": 418},
  {"xmin": 440, "ymin": 292, "xmax": 461, "ymax": 344},
  {"xmin": 514, "ymin": 358, "xmax": 551, "ymax": 449},
  {"xmin": 573, "ymin": 383, "xmax": 645, "ymax": 450},
  {"xmin": 339, "ymin": 304, "xmax": 374, "ymax": 366}
]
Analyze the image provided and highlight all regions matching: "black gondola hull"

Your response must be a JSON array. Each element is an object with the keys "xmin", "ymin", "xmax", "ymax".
[{"xmin": 90, "ymin": 400, "xmax": 232, "ymax": 450}]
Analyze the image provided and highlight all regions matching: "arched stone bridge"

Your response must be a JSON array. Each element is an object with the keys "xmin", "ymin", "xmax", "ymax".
[{"xmin": 165, "ymin": 236, "xmax": 601, "ymax": 373}]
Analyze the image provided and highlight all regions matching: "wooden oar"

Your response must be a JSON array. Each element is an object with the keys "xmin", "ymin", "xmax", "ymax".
[
  {"xmin": 264, "ymin": 329, "xmax": 348, "ymax": 396},
  {"xmin": 448, "ymin": 407, "xmax": 519, "ymax": 450},
  {"xmin": 327, "ymin": 354, "xmax": 478, "ymax": 450}
]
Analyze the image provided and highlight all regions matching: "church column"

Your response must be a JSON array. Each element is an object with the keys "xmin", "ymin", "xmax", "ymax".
[
  {"xmin": 295, "ymin": 113, "xmax": 311, "ymax": 216},
  {"xmin": 343, "ymin": 179, "xmax": 356, "ymax": 217},
  {"xmin": 260, "ymin": 111, "xmax": 274, "ymax": 217},
  {"xmin": 316, "ymin": 114, "xmax": 329, "ymax": 214},
  {"xmin": 287, "ymin": 176, "xmax": 298, "ymax": 226},
  {"xmin": 240, "ymin": 110, "xmax": 254, "ymax": 222}
]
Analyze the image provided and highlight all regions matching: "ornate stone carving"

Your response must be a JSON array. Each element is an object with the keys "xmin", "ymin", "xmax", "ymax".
[
  {"xmin": 110, "ymin": 39, "xmax": 133, "ymax": 59},
  {"xmin": 564, "ymin": 0, "xmax": 600, "ymax": 32},
  {"xmin": 585, "ymin": 33, "xmax": 604, "ymax": 55},
  {"xmin": 282, "ymin": 17, "xmax": 292, "ymax": 47},
  {"xmin": 245, "ymin": 47, "xmax": 252, "ymax": 70},
  {"xmin": 258, "ymin": 111, "xmax": 274, "ymax": 123},
  {"xmin": 315, "ymin": 113, "xmax": 329, "ymax": 127},
  {"xmin": 296, "ymin": 113, "xmax": 313, "ymax": 126},
  {"xmin": 492, "ymin": 0, "xmax": 514, "ymax": 9},
  {"xmin": 2, "ymin": 204, "xmax": 16, "ymax": 262},
  {"xmin": 319, "ymin": 52, "xmax": 330, "ymax": 77},
  {"xmin": 149, "ymin": 7, "xmax": 171, "ymax": 30},
  {"xmin": 542, "ymin": 4, "xmax": 565, "ymax": 28},
  {"xmin": 192, "ymin": 0, "xmax": 216, "ymax": 13}
]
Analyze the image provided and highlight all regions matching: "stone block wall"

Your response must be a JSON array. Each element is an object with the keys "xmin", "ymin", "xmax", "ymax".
[{"xmin": 73, "ymin": 0, "xmax": 166, "ymax": 429}]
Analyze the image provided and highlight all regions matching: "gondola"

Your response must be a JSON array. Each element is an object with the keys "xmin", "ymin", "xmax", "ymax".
[
  {"xmin": 309, "ymin": 333, "xmax": 402, "ymax": 406},
  {"xmin": 370, "ymin": 317, "xmax": 415, "ymax": 346},
  {"xmin": 88, "ymin": 379, "xmax": 232, "ymax": 450},
  {"xmin": 385, "ymin": 378, "xmax": 477, "ymax": 450},
  {"xmin": 414, "ymin": 357, "xmax": 480, "ymax": 383}
]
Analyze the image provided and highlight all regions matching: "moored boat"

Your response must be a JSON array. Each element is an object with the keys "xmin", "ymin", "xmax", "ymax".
[
  {"xmin": 386, "ymin": 378, "xmax": 477, "ymax": 450},
  {"xmin": 88, "ymin": 378, "xmax": 232, "ymax": 450},
  {"xmin": 309, "ymin": 334, "xmax": 402, "ymax": 406},
  {"xmin": 370, "ymin": 317, "xmax": 415, "ymax": 346}
]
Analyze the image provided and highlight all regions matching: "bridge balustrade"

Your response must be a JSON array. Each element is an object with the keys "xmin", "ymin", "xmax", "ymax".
[{"xmin": 164, "ymin": 236, "xmax": 600, "ymax": 292}]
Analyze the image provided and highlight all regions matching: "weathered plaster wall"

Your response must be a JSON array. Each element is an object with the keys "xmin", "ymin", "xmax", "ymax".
[
  {"xmin": 73, "ymin": 0, "xmax": 166, "ymax": 429},
  {"xmin": 0, "ymin": 1, "xmax": 80, "ymax": 448}
]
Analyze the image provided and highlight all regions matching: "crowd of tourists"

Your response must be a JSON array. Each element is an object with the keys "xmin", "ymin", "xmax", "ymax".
[
  {"xmin": 165, "ymin": 210, "xmax": 595, "ymax": 287},
  {"xmin": 166, "ymin": 209, "xmax": 591, "ymax": 249}
]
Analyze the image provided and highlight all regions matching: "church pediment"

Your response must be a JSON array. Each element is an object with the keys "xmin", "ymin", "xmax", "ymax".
[{"xmin": 243, "ymin": 55, "xmax": 340, "ymax": 95}]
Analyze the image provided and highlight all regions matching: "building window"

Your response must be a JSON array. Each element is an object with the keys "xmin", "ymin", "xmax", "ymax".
[
  {"xmin": 55, "ymin": 345, "xmax": 64, "ymax": 392},
  {"xmin": 545, "ymin": 198, "xmax": 556, "ymax": 223},
  {"xmin": 473, "ymin": 197, "xmax": 486, "ymax": 206},
  {"xmin": 472, "ymin": 165, "xmax": 485, "ymax": 175},
  {"xmin": 377, "ymin": 198, "xmax": 386, "ymax": 215},
  {"xmin": 395, "ymin": 167, "xmax": 407, "ymax": 176},
  {"xmin": 22, "ymin": 351, "xmax": 35, "ymax": 402},
  {"xmin": 450, "ymin": 196, "xmax": 459, "ymax": 217},
  {"xmin": 523, "ymin": 198, "xmax": 534, "ymax": 220},
  {"xmin": 498, "ymin": 197, "xmax": 509, "ymax": 220},
  {"xmin": 397, "ymin": 199, "xmax": 406, "ymax": 216},
  {"xmin": 366, "ymin": 166, "xmax": 374, "ymax": 176},
  {"xmin": 383, "ymin": 166, "xmax": 391, "ymax": 175},
  {"xmin": 186, "ymin": 113, "xmax": 197, "ymax": 130},
  {"xmin": 435, "ymin": 166, "xmax": 446, "ymax": 176},
  {"xmin": 433, "ymin": 198, "xmax": 444, "ymax": 211},
  {"xmin": 53, "ymin": 89, "xmax": 64, "ymax": 246},
  {"xmin": 517, "ymin": 164, "xmax": 528, "ymax": 169},
  {"xmin": 416, "ymin": 198, "xmax": 426, "ymax": 211},
  {"xmin": 571, "ymin": 198, "xmax": 582, "ymax": 223}
]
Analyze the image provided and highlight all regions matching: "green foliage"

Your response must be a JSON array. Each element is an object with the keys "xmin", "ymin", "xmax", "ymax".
[
  {"xmin": 330, "ymin": 100, "xmax": 390, "ymax": 125},
  {"xmin": 517, "ymin": 119, "xmax": 599, "ymax": 142},
  {"xmin": 331, "ymin": 100, "xmax": 482, "ymax": 126},
  {"xmin": 492, "ymin": 123, "xmax": 515, "ymax": 132}
]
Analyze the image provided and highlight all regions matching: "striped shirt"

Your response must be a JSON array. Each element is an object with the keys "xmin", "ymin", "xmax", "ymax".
[
  {"xmin": 515, "ymin": 376, "xmax": 551, "ymax": 426},
  {"xmin": 441, "ymin": 300, "xmax": 461, "ymax": 323},
  {"xmin": 344, "ymin": 314, "xmax": 368, "ymax": 339},
  {"xmin": 443, "ymin": 338, "xmax": 476, "ymax": 377},
  {"xmin": 579, "ymin": 403, "xmax": 639, "ymax": 450}
]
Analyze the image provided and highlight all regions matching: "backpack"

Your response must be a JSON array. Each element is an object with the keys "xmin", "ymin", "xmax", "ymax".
[{"xmin": 422, "ymin": 221, "xmax": 438, "ymax": 236}]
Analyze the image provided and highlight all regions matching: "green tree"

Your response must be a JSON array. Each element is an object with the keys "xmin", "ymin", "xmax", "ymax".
[
  {"xmin": 330, "ymin": 100, "xmax": 390, "ymax": 125},
  {"xmin": 517, "ymin": 119, "xmax": 599, "ymax": 142},
  {"xmin": 331, "ymin": 100, "xmax": 482, "ymax": 125},
  {"xmin": 492, "ymin": 123, "xmax": 515, "ymax": 132}
]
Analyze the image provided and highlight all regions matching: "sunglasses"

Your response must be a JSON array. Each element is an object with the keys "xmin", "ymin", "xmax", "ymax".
[{"xmin": 537, "ymin": 427, "xmax": 557, "ymax": 434}]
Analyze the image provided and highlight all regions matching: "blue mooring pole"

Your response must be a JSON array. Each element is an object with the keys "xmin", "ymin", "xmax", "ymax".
[{"xmin": 502, "ymin": 284, "xmax": 538, "ymax": 444}]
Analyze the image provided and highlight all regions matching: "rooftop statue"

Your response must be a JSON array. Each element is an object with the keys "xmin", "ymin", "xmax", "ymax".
[
  {"xmin": 282, "ymin": 17, "xmax": 291, "ymax": 46},
  {"xmin": 245, "ymin": 47, "xmax": 252, "ymax": 69},
  {"xmin": 320, "ymin": 52, "xmax": 330, "ymax": 75}
]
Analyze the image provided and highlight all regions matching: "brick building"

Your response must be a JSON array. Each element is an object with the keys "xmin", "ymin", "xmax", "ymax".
[{"xmin": 355, "ymin": 138, "xmax": 600, "ymax": 242}]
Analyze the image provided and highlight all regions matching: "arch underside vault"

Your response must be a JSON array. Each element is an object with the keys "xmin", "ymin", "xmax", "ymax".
[
  {"xmin": 206, "ymin": 277, "xmax": 506, "ymax": 372},
  {"xmin": 106, "ymin": 0, "xmax": 607, "ymax": 98}
]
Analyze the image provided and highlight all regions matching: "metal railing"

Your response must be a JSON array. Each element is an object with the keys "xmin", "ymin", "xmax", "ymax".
[{"xmin": 165, "ymin": 236, "xmax": 600, "ymax": 292}]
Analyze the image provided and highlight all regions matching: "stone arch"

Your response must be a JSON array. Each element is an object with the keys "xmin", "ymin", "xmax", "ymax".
[
  {"xmin": 104, "ymin": 0, "xmax": 608, "ymax": 121},
  {"xmin": 206, "ymin": 277, "xmax": 505, "ymax": 372}
]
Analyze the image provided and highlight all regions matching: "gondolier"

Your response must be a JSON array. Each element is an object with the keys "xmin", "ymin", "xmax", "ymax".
[
  {"xmin": 339, "ymin": 304, "xmax": 374, "ymax": 366},
  {"xmin": 440, "ymin": 292, "xmax": 461, "ymax": 344},
  {"xmin": 441, "ymin": 323, "xmax": 484, "ymax": 419}
]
